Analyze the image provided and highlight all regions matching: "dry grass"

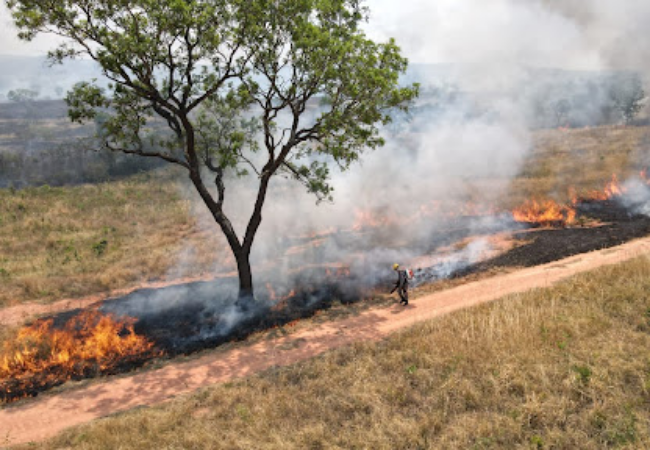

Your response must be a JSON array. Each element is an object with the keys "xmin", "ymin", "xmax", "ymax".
[
  {"xmin": 506, "ymin": 125, "xmax": 650, "ymax": 206},
  {"xmin": 23, "ymin": 255, "xmax": 650, "ymax": 450},
  {"xmin": 0, "ymin": 170, "xmax": 227, "ymax": 308}
]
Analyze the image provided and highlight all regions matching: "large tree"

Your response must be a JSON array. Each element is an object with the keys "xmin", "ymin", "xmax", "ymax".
[{"xmin": 7, "ymin": 0, "xmax": 418, "ymax": 302}]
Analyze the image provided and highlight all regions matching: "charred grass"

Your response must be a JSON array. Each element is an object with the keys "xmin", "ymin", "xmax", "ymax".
[
  {"xmin": 0, "ymin": 170, "xmax": 227, "ymax": 308},
  {"xmin": 25, "ymin": 255, "xmax": 650, "ymax": 449}
]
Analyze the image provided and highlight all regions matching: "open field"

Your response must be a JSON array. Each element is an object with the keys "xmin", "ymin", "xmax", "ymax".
[
  {"xmin": 1, "ymin": 125, "xmax": 649, "ymax": 310},
  {"xmin": 509, "ymin": 125, "xmax": 650, "ymax": 205},
  {"xmin": 0, "ymin": 171, "xmax": 226, "ymax": 308},
  {"xmin": 15, "ymin": 252, "xmax": 650, "ymax": 449}
]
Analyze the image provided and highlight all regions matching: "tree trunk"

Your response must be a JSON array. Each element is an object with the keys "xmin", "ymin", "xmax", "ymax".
[{"xmin": 235, "ymin": 249, "xmax": 254, "ymax": 307}]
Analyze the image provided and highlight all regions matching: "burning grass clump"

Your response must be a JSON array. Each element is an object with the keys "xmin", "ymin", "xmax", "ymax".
[
  {"xmin": 38, "ymin": 256, "xmax": 650, "ymax": 449},
  {"xmin": 0, "ymin": 310, "xmax": 158, "ymax": 403},
  {"xmin": 511, "ymin": 198, "xmax": 576, "ymax": 227}
]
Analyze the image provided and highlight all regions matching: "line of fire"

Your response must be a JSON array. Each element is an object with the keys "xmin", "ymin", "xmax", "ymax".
[{"xmin": 3, "ymin": 171, "xmax": 650, "ymax": 403}]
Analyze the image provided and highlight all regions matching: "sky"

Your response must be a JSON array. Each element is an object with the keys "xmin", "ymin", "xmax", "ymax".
[{"xmin": 1, "ymin": 0, "xmax": 649, "ymax": 75}]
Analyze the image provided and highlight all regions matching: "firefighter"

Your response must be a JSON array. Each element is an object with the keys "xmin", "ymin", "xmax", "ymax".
[{"xmin": 391, "ymin": 263, "xmax": 409, "ymax": 306}]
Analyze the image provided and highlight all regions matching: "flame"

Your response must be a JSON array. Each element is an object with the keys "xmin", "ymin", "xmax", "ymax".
[
  {"xmin": 335, "ymin": 267, "xmax": 351, "ymax": 277},
  {"xmin": 640, "ymin": 169, "xmax": 650, "ymax": 185},
  {"xmin": 267, "ymin": 284, "xmax": 296, "ymax": 312},
  {"xmin": 0, "ymin": 310, "xmax": 156, "ymax": 402},
  {"xmin": 265, "ymin": 283, "xmax": 277, "ymax": 302},
  {"xmin": 512, "ymin": 199, "xmax": 576, "ymax": 227},
  {"xmin": 351, "ymin": 201, "xmax": 497, "ymax": 232},
  {"xmin": 352, "ymin": 209, "xmax": 394, "ymax": 231},
  {"xmin": 585, "ymin": 174, "xmax": 627, "ymax": 201},
  {"xmin": 568, "ymin": 187, "xmax": 578, "ymax": 206}
]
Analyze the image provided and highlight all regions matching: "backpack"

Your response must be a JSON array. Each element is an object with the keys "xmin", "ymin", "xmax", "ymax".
[{"xmin": 404, "ymin": 268, "xmax": 415, "ymax": 280}]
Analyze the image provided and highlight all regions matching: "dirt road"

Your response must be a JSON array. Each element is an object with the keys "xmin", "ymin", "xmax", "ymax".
[{"xmin": 2, "ymin": 237, "xmax": 649, "ymax": 447}]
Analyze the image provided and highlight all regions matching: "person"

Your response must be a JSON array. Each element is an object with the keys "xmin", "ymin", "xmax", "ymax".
[{"xmin": 390, "ymin": 263, "xmax": 409, "ymax": 306}]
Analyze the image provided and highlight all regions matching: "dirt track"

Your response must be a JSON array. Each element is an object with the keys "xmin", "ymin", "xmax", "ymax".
[{"xmin": 2, "ymin": 236, "xmax": 650, "ymax": 447}]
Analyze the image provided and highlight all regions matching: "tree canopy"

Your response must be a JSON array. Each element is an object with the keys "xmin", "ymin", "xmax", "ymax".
[{"xmin": 7, "ymin": 0, "xmax": 418, "ymax": 300}]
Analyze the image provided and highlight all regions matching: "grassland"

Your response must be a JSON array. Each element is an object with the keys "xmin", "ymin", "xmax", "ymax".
[
  {"xmin": 0, "ymin": 170, "xmax": 226, "ymax": 308},
  {"xmin": 1, "ymin": 125, "xmax": 649, "ymax": 309},
  {"xmin": 508, "ymin": 125, "xmax": 650, "ymax": 206},
  {"xmin": 19, "ymin": 255, "xmax": 649, "ymax": 449}
]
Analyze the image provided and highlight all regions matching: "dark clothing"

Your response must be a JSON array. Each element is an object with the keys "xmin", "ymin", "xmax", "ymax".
[{"xmin": 394, "ymin": 269, "xmax": 409, "ymax": 305}]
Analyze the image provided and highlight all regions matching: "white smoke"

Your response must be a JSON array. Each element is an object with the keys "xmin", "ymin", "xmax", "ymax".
[{"xmin": 620, "ymin": 178, "xmax": 650, "ymax": 217}]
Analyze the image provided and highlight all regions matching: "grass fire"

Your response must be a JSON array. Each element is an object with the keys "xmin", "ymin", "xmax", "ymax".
[
  {"xmin": 511, "ymin": 199, "xmax": 576, "ymax": 227},
  {"xmin": 0, "ymin": 310, "xmax": 157, "ymax": 403},
  {"xmin": 2, "ymin": 0, "xmax": 650, "ymax": 445}
]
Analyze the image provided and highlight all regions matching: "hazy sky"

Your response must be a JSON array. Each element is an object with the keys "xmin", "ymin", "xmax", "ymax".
[{"xmin": 1, "ymin": 1, "xmax": 649, "ymax": 73}]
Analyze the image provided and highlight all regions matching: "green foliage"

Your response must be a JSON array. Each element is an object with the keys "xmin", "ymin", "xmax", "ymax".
[
  {"xmin": 529, "ymin": 435, "xmax": 544, "ymax": 449},
  {"xmin": 611, "ymin": 75, "xmax": 646, "ymax": 124},
  {"xmin": 7, "ymin": 88, "xmax": 39, "ymax": 103},
  {"xmin": 92, "ymin": 239, "xmax": 109, "ymax": 257},
  {"xmin": 7, "ymin": 0, "xmax": 416, "ymax": 201},
  {"xmin": 572, "ymin": 364, "xmax": 592, "ymax": 385}
]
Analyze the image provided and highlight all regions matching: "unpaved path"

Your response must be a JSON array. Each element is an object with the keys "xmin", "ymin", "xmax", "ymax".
[{"xmin": 2, "ymin": 237, "xmax": 650, "ymax": 447}]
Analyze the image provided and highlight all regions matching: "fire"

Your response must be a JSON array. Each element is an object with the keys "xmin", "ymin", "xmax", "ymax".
[
  {"xmin": 585, "ymin": 174, "xmax": 626, "ymax": 201},
  {"xmin": 640, "ymin": 169, "xmax": 650, "ymax": 185},
  {"xmin": 352, "ymin": 209, "xmax": 394, "ymax": 231},
  {"xmin": 512, "ymin": 199, "xmax": 576, "ymax": 227},
  {"xmin": 267, "ymin": 283, "xmax": 296, "ymax": 312},
  {"xmin": 0, "ymin": 310, "xmax": 157, "ymax": 403},
  {"xmin": 265, "ymin": 283, "xmax": 277, "ymax": 301}
]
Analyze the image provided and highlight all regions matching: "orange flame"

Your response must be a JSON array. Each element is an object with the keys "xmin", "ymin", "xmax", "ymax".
[
  {"xmin": 352, "ymin": 209, "xmax": 394, "ymax": 231},
  {"xmin": 0, "ymin": 310, "xmax": 157, "ymax": 402},
  {"xmin": 265, "ymin": 283, "xmax": 277, "ymax": 302},
  {"xmin": 585, "ymin": 174, "xmax": 626, "ymax": 201},
  {"xmin": 640, "ymin": 169, "xmax": 650, "ymax": 185},
  {"xmin": 268, "ymin": 285, "xmax": 296, "ymax": 312},
  {"xmin": 512, "ymin": 199, "xmax": 576, "ymax": 227}
]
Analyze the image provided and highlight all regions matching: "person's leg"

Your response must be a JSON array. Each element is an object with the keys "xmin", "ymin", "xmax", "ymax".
[{"xmin": 399, "ymin": 288, "xmax": 408, "ymax": 305}]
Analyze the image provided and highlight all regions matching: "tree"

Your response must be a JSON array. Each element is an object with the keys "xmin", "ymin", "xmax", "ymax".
[
  {"xmin": 611, "ymin": 74, "xmax": 646, "ymax": 125},
  {"xmin": 7, "ymin": 0, "xmax": 418, "ymax": 303},
  {"xmin": 7, "ymin": 88, "xmax": 39, "ymax": 103},
  {"xmin": 552, "ymin": 98, "xmax": 571, "ymax": 128}
]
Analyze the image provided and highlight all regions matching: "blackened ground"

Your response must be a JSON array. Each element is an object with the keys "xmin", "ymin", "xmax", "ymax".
[{"xmin": 452, "ymin": 200, "xmax": 650, "ymax": 278}]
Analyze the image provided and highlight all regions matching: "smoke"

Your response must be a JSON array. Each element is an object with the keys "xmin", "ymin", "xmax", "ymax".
[
  {"xmin": 367, "ymin": 0, "xmax": 650, "ymax": 75},
  {"xmin": 190, "ymin": 0, "xmax": 650, "ymax": 294},
  {"xmin": 415, "ymin": 237, "xmax": 493, "ymax": 284},
  {"xmin": 166, "ymin": 0, "xmax": 650, "ymax": 296},
  {"xmin": 620, "ymin": 178, "xmax": 650, "ymax": 217}
]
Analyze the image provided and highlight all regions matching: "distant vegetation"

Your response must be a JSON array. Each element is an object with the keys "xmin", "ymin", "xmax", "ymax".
[
  {"xmin": 0, "ymin": 100, "xmax": 164, "ymax": 188},
  {"xmin": 410, "ymin": 70, "xmax": 647, "ymax": 131}
]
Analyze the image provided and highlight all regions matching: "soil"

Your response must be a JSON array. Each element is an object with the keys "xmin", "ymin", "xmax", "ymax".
[{"xmin": 1, "ymin": 235, "xmax": 649, "ymax": 447}]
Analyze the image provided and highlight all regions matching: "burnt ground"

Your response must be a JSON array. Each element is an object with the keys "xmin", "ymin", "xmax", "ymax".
[
  {"xmin": 452, "ymin": 200, "xmax": 650, "ymax": 278},
  {"xmin": 3, "ymin": 199, "xmax": 650, "ymax": 403}
]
